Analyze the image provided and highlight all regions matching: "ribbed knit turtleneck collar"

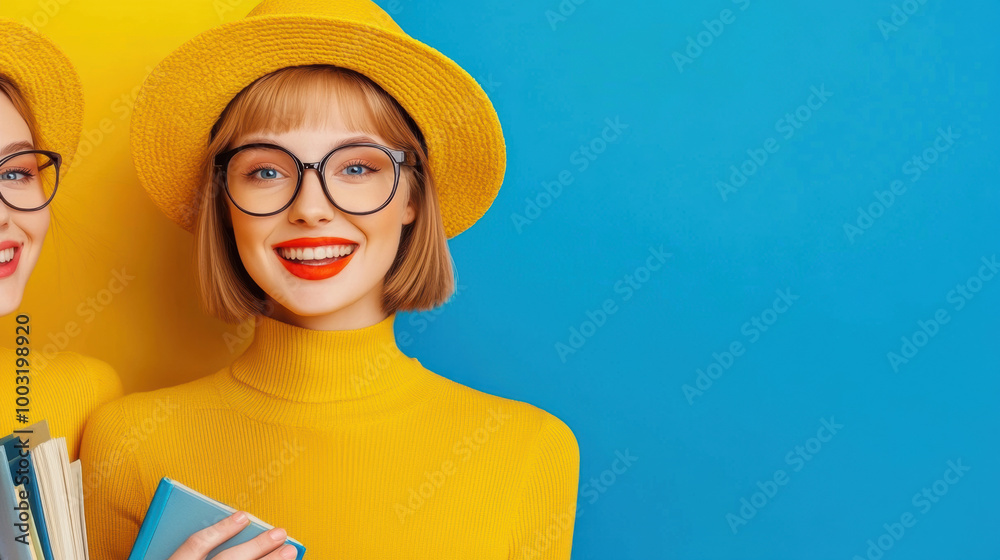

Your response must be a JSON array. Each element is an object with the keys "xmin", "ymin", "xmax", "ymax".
[{"xmin": 216, "ymin": 313, "xmax": 438, "ymax": 426}]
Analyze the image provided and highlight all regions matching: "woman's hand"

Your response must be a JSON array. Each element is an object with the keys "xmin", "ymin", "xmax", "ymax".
[{"xmin": 167, "ymin": 511, "xmax": 298, "ymax": 560}]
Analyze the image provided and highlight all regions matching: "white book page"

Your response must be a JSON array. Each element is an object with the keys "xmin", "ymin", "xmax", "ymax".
[
  {"xmin": 54, "ymin": 442, "xmax": 84, "ymax": 560},
  {"xmin": 32, "ymin": 442, "xmax": 64, "ymax": 560},
  {"xmin": 71, "ymin": 461, "xmax": 89, "ymax": 560},
  {"xmin": 32, "ymin": 438, "xmax": 81, "ymax": 559}
]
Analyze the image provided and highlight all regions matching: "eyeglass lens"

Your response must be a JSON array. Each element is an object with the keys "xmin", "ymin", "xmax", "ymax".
[
  {"xmin": 0, "ymin": 152, "xmax": 58, "ymax": 211},
  {"xmin": 226, "ymin": 145, "xmax": 397, "ymax": 214}
]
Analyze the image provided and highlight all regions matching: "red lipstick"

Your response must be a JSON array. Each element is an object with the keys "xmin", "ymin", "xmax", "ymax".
[
  {"xmin": 0, "ymin": 241, "xmax": 22, "ymax": 280},
  {"xmin": 273, "ymin": 237, "xmax": 358, "ymax": 281}
]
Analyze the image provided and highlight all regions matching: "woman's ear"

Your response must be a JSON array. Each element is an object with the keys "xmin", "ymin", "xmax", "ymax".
[{"xmin": 403, "ymin": 198, "xmax": 416, "ymax": 226}]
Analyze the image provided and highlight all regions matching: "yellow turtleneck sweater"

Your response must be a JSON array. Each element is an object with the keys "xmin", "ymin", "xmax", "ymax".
[
  {"xmin": 81, "ymin": 313, "xmax": 579, "ymax": 559},
  {"xmin": 0, "ymin": 347, "xmax": 123, "ymax": 461}
]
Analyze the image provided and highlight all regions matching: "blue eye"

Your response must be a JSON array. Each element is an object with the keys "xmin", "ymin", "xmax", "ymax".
[
  {"xmin": 251, "ymin": 168, "xmax": 282, "ymax": 180},
  {"xmin": 0, "ymin": 170, "xmax": 29, "ymax": 182}
]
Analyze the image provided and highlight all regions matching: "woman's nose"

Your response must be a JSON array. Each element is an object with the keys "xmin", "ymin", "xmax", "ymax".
[{"xmin": 286, "ymin": 167, "xmax": 338, "ymax": 226}]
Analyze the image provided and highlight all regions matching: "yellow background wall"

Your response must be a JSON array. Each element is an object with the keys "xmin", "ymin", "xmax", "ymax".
[{"xmin": 1, "ymin": 0, "xmax": 260, "ymax": 392}]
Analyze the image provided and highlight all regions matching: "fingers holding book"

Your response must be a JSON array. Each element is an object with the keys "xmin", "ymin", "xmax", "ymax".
[{"xmin": 167, "ymin": 512, "xmax": 297, "ymax": 560}]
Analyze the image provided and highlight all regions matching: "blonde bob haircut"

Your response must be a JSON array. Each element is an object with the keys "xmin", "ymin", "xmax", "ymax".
[{"xmin": 195, "ymin": 65, "xmax": 456, "ymax": 324}]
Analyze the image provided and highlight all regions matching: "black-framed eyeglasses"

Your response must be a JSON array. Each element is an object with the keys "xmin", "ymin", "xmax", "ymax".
[
  {"xmin": 0, "ymin": 150, "xmax": 61, "ymax": 212},
  {"xmin": 214, "ymin": 142, "xmax": 416, "ymax": 217}
]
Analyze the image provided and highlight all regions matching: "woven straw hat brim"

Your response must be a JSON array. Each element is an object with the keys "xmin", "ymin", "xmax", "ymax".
[
  {"xmin": 0, "ymin": 21, "xmax": 84, "ymax": 174},
  {"xmin": 130, "ymin": 15, "xmax": 506, "ymax": 238}
]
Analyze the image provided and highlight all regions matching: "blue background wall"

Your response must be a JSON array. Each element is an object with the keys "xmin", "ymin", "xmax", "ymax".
[{"xmin": 393, "ymin": 1, "xmax": 999, "ymax": 558}]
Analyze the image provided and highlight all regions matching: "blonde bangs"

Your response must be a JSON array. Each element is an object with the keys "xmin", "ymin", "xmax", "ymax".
[
  {"xmin": 0, "ymin": 74, "xmax": 43, "ymax": 150},
  {"xmin": 211, "ymin": 65, "xmax": 423, "ymax": 156}
]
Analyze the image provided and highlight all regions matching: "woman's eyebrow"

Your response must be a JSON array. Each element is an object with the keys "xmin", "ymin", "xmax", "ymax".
[
  {"xmin": 333, "ymin": 134, "xmax": 379, "ymax": 148},
  {"xmin": 239, "ymin": 134, "xmax": 379, "ymax": 150},
  {"xmin": 0, "ymin": 140, "xmax": 34, "ymax": 156}
]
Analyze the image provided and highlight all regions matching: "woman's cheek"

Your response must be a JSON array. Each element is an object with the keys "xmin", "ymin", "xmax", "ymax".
[{"xmin": 20, "ymin": 211, "xmax": 50, "ymax": 272}]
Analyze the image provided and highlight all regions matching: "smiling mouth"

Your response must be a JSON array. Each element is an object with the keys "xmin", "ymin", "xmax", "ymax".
[
  {"xmin": 0, "ymin": 244, "xmax": 21, "ymax": 279},
  {"xmin": 275, "ymin": 243, "xmax": 357, "ymax": 266},
  {"xmin": 0, "ymin": 246, "xmax": 17, "ymax": 264},
  {"xmin": 272, "ymin": 242, "xmax": 358, "ymax": 281}
]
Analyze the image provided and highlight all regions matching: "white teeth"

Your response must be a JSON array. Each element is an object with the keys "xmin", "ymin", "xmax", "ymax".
[
  {"xmin": 279, "ymin": 244, "xmax": 356, "ymax": 261},
  {"xmin": 0, "ymin": 247, "xmax": 14, "ymax": 263}
]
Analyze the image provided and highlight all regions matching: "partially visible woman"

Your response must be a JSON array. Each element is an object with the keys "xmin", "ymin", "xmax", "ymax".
[{"xmin": 0, "ymin": 21, "xmax": 122, "ymax": 461}]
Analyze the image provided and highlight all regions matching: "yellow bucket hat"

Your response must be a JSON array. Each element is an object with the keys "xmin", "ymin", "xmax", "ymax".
[
  {"xmin": 131, "ymin": 0, "xmax": 506, "ymax": 239},
  {"xmin": 0, "ymin": 21, "xmax": 84, "ymax": 173}
]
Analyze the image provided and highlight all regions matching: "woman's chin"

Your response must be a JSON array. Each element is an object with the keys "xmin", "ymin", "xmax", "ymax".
[
  {"xmin": 265, "ymin": 293, "xmax": 359, "ymax": 321},
  {"xmin": 0, "ymin": 284, "xmax": 26, "ymax": 317}
]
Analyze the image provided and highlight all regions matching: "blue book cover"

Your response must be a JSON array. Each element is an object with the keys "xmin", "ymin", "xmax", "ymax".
[
  {"xmin": 128, "ymin": 477, "xmax": 306, "ymax": 560},
  {"xmin": 0, "ymin": 450, "xmax": 32, "ymax": 560},
  {"xmin": 2, "ymin": 428, "xmax": 54, "ymax": 560}
]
